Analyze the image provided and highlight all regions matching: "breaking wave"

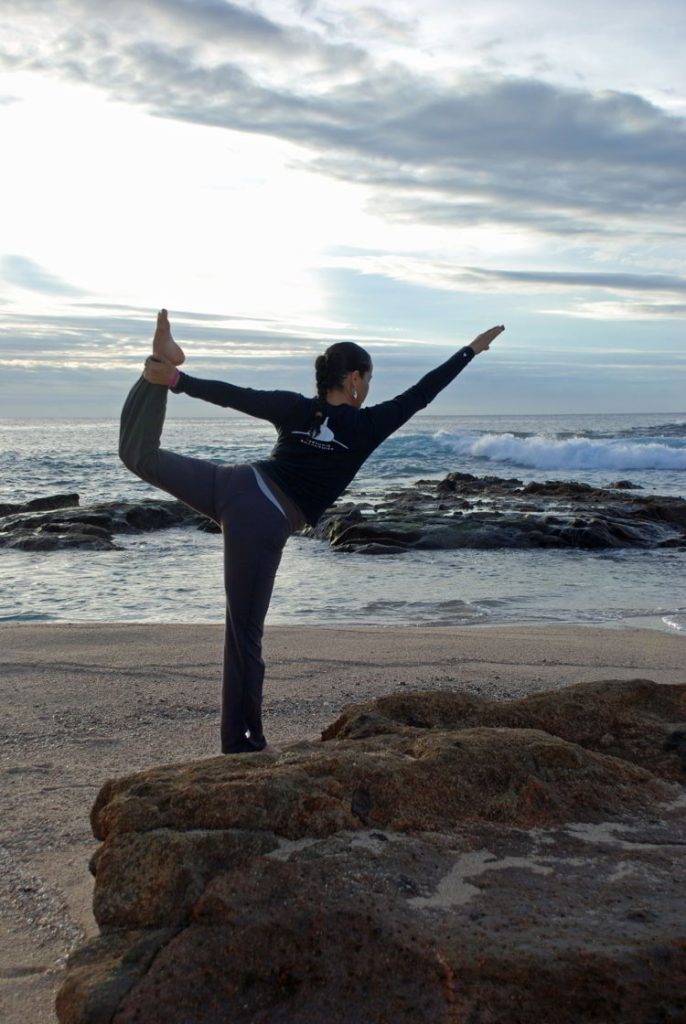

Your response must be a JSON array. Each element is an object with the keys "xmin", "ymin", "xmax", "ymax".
[
  {"xmin": 662, "ymin": 612, "xmax": 686, "ymax": 634},
  {"xmin": 434, "ymin": 432, "xmax": 686, "ymax": 472}
]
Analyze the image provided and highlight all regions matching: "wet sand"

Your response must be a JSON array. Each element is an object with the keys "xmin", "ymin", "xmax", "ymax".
[{"xmin": 1, "ymin": 622, "xmax": 683, "ymax": 1023}]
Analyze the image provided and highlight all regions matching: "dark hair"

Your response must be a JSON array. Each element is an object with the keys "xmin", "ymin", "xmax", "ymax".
[{"xmin": 309, "ymin": 341, "xmax": 372, "ymax": 436}]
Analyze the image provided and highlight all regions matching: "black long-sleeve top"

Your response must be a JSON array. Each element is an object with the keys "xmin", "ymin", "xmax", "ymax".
[{"xmin": 173, "ymin": 346, "xmax": 475, "ymax": 525}]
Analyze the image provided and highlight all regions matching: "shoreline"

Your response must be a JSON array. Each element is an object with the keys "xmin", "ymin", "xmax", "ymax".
[
  {"xmin": 1, "ymin": 622, "xmax": 684, "ymax": 1023},
  {"xmin": 2, "ymin": 614, "xmax": 684, "ymax": 634}
]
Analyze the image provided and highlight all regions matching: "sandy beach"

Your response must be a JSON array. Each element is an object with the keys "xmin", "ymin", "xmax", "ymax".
[{"xmin": 1, "ymin": 621, "xmax": 683, "ymax": 1023}]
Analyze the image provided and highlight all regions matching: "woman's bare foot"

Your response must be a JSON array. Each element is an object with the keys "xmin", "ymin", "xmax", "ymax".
[{"xmin": 152, "ymin": 309, "xmax": 185, "ymax": 366}]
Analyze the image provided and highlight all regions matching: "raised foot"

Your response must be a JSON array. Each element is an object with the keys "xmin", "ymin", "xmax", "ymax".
[{"xmin": 152, "ymin": 309, "xmax": 185, "ymax": 366}]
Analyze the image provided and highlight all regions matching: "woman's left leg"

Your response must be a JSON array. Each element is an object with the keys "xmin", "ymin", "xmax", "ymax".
[
  {"xmin": 118, "ymin": 309, "xmax": 220, "ymax": 518},
  {"xmin": 119, "ymin": 376, "xmax": 220, "ymax": 522},
  {"xmin": 217, "ymin": 466, "xmax": 291, "ymax": 753}
]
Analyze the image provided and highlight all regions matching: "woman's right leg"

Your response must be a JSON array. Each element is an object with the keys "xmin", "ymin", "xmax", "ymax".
[{"xmin": 217, "ymin": 466, "xmax": 291, "ymax": 754}]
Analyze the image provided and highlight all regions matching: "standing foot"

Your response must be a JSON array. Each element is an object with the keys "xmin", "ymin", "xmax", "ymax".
[{"xmin": 152, "ymin": 309, "xmax": 185, "ymax": 366}]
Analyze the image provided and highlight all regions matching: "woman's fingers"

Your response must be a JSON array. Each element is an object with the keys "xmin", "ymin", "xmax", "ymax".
[
  {"xmin": 471, "ymin": 324, "xmax": 505, "ymax": 352},
  {"xmin": 482, "ymin": 325, "xmax": 505, "ymax": 342},
  {"xmin": 143, "ymin": 355, "xmax": 176, "ymax": 385}
]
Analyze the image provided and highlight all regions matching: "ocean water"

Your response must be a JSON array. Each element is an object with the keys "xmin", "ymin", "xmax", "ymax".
[{"xmin": 1, "ymin": 412, "xmax": 685, "ymax": 634}]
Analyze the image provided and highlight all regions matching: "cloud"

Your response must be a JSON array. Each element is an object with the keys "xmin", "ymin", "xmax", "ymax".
[
  {"xmin": 324, "ymin": 254, "xmax": 686, "ymax": 306},
  {"xmin": 0, "ymin": 255, "xmax": 85, "ymax": 296},
  {"xmin": 543, "ymin": 300, "xmax": 686, "ymax": 321},
  {"xmin": 305, "ymin": 80, "xmax": 685, "ymax": 232},
  {"xmin": 0, "ymin": 304, "xmax": 409, "ymax": 375},
  {"xmin": 464, "ymin": 268, "xmax": 686, "ymax": 293},
  {"xmin": 1, "ymin": 0, "xmax": 684, "ymax": 344},
  {"xmin": 1, "ymin": 299, "xmax": 683, "ymax": 416},
  {"xmin": 2, "ymin": 1, "xmax": 684, "ymax": 244},
  {"xmin": 308, "ymin": 4, "xmax": 417, "ymax": 45},
  {"xmin": 141, "ymin": 0, "xmax": 299, "ymax": 53},
  {"xmin": 0, "ymin": 0, "xmax": 367, "ymax": 79},
  {"xmin": 76, "ymin": 302, "xmax": 281, "ymax": 325}
]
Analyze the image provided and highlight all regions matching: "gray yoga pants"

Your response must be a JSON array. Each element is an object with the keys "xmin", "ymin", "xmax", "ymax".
[{"xmin": 119, "ymin": 377, "xmax": 292, "ymax": 753}]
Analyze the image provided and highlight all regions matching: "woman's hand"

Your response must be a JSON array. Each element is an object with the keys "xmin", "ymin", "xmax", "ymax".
[
  {"xmin": 468, "ymin": 325, "xmax": 505, "ymax": 354},
  {"xmin": 144, "ymin": 354, "xmax": 178, "ymax": 386}
]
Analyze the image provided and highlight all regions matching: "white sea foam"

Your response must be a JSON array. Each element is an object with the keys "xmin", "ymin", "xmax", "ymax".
[{"xmin": 434, "ymin": 432, "xmax": 686, "ymax": 472}]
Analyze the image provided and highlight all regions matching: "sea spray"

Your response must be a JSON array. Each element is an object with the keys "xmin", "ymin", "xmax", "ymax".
[{"xmin": 433, "ymin": 431, "xmax": 686, "ymax": 472}]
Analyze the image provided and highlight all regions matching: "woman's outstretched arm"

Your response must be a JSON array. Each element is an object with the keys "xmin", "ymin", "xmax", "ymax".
[
  {"xmin": 365, "ymin": 324, "xmax": 505, "ymax": 443},
  {"xmin": 144, "ymin": 355, "xmax": 301, "ymax": 425},
  {"xmin": 141, "ymin": 309, "xmax": 302, "ymax": 425},
  {"xmin": 172, "ymin": 373, "xmax": 302, "ymax": 425}
]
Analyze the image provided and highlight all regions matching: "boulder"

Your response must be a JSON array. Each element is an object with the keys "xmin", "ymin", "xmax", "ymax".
[
  {"xmin": 0, "ymin": 527, "xmax": 117, "ymax": 551},
  {"xmin": 0, "ymin": 492, "xmax": 80, "ymax": 518},
  {"xmin": 56, "ymin": 679, "xmax": 686, "ymax": 1023},
  {"xmin": 323, "ymin": 678, "xmax": 686, "ymax": 781},
  {"xmin": 0, "ymin": 497, "xmax": 216, "ymax": 549}
]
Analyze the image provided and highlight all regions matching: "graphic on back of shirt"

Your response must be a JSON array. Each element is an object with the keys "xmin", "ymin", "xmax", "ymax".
[{"xmin": 291, "ymin": 416, "xmax": 349, "ymax": 451}]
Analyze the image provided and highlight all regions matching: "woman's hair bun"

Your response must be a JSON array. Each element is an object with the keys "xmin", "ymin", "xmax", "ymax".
[{"xmin": 310, "ymin": 340, "xmax": 371, "ymax": 437}]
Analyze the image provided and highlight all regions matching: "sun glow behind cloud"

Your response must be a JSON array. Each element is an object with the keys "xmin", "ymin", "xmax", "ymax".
[{"xmin": 1, "ymin": 73, "xmax": 342, "ymax": 320}]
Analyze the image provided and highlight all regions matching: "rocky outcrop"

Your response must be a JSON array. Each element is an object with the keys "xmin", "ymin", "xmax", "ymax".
[
  {"xmin": 309, "ymin": 472, "xmax": 686, "ymax": 553},
  {"xmin": 0, "ymin": 496, "xmax": 217, "ymax": 551},
  {"xmin": 56, "ymin": 678, "xmax": 686, "ymax": 1024},
  {"xmin": 6, "ymin": 473, "xmax": 685, "ymax": 553}
]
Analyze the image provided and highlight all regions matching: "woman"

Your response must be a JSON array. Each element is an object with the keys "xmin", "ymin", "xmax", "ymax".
[{"xmin": 119, "ymin": 311, "xmax": 504, "ymax": 754}]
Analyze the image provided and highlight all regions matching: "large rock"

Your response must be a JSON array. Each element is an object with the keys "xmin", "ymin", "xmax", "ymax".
[
  {"xmin": 0, "ymin": 496, "xmax": 218, "ymax": 550},
  {"xmin": 56, "ymin": 679, "xmax": 686, "ymax": 1023},
  {"xmin": 90, "ymin": 728, "xmax": 673, "ymax": 848},
  {"xmin": 0, "ymin": 524, "xmax": 117, "ymax": 551},
  {"xmin": 323, "ymin": 677, "xmax": 686, "ymax": 781},
  {"xmin": 0, "ymin": 492, "xmax": 80, "ymax": 518},
  {"xmin": 308, "ymin": 472, "xmax": 686, "ymax": 553}
]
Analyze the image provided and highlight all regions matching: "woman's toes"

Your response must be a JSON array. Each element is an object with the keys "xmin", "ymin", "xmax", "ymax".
[{"xmin": 152, "ymin": 309, "xmax": 185, "ymax": 366}]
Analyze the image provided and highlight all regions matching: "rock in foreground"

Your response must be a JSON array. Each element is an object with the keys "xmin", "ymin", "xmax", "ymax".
[{"xmin": 57, "ymin": 679, "xmax": 686, "ymax": 1024}]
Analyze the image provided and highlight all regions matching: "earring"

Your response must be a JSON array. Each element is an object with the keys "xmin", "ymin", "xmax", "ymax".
[{"xmin": 352, "ymin": 388, "xmax": 358, "ymax": 399}]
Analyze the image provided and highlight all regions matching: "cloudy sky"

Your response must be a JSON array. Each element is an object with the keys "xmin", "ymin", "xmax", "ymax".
[{"xmin": 1, "ymin": 0, "xmax": 684, "ymax": 416}]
